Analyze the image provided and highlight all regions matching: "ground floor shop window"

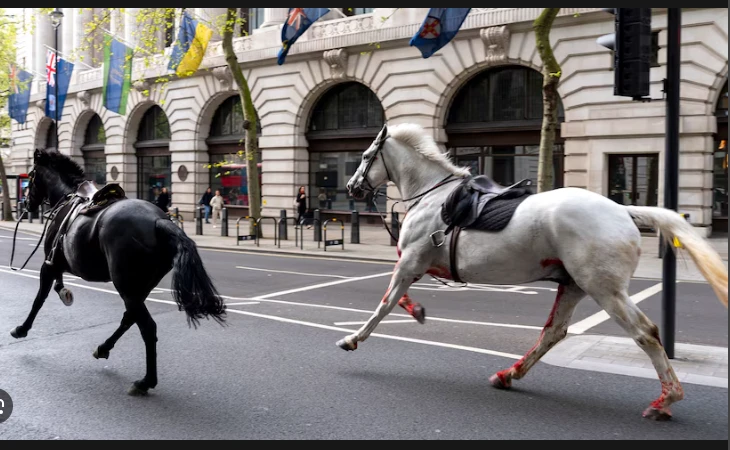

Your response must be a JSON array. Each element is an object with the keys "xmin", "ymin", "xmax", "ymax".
[
  {"xmin": 450, "ymin": 145, "xmax": 565, "ymax": 190},
  {"xmin": 83, "ymin": 152, "xmax": 107, "ymax": 187},
  {"xmin": 208, "ymin": 152, "xmax": 262, "ymax": 207},
  {"xmin": 714, "ymin": 138, "xmax": 728, "ymax": 220},
  {"xmin": 138, "ymin": 155, "xmax": 172, "ymax": 203},
  {"xmin": 309, "ymin": 151, "xmax": 387, "ymax": 213},
  {"xmin": 607, "ymin": 154, "xmax": 659, "ymax": 207}
]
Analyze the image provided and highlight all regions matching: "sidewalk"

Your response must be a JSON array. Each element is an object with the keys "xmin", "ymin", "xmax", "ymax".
[{"xmin": 2, "ymin": 217, "xmax": 726, "ymax": 282}]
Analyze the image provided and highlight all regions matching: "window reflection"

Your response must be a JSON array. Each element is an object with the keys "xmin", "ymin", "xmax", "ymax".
[{"xmin": 309, "ymin": 151, "xmax": 387, "ymax": 213}]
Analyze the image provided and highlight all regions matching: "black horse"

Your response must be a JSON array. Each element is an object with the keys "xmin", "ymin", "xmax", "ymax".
[{"xmin": 12, "ymin": 149, "xmax": 226, "ymax": 396}]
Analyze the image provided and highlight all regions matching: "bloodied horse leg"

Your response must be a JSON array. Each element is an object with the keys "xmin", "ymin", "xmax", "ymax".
[
  {"xmin": 54, "ymin": 276, "xmax": 74, "ymax": 307},
  {"xmin": 398, "ymin": 294, "xmax": 426, "ymax": 324},
  {"xmin": 490, "ymin": 281, "xmax": 586, "ymax": 389},
  {"xmin": 337, "ymin": 256, "xmax": 424, "ymax": 351}
]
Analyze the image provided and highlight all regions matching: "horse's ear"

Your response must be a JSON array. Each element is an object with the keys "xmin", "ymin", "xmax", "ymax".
[
  {"xmin": 376, "ymin": 123, "xmax": 388, "ymax": 143},
  {"xmin": 33, "ymin": 149, "xmax": 45, "ymax": 163}
]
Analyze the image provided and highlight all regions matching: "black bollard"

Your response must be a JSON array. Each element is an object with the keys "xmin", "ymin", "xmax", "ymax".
[
  {"xmin": 196, "ymin": 206, "xmax": 203, "ymax": 236},
  {"xmin": 279, "ymin": 209, "xmax": 288, "ymax": 241},
  {"xmin": 313, "ymin": 209, "xmax": 322, "ymax": 242},
  {"xmin": 390, "ymin": 211, "xmax": 400, "ymax": 247},
  {"xmin": 351, "ymin": 210, "xmax": 360, "ymax": 244},
  {"xmin": 221, "ymin": 208, "xmax": 229, "ymax": 237}
]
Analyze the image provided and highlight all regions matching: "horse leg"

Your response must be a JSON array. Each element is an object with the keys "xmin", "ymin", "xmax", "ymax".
[
  {"xmin": 127, "ymin": 301, "xmax": 159, "ymax": 397},
  {"xmin": 93, "ymin": 310, "xmax": 135, "ymax": 360},
  {"xmin": 490, "ymin": 281, "xmax": 585, "ymax": 389},
  {"xmin": 11, "ymin": 263, "xmax": 57, "ymax": 339},
  {"xmin": 54, "ymin": 276, "xmax": 74, "ymax": 307},
  {"xmin": 591, "ymin": 291, "xmax": 684, "ymax": 421},
  {"xmin": 337, "ymin": 259, "xmax": 422, "ymax": 351},
  {"xmin": 398, "ymin": 294, "xmax": 426, "ymax": 324}
]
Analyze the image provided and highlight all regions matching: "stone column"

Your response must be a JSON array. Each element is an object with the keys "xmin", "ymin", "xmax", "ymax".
[
  {"xmin": 195, "ymin": 8, "xmax": 229, "ymax": 40},
  {"xmin": 124, "ymin": 8, "xmax": 141, "ymax": 48},
  {"xmin": 259, "ymin": 131, "xmax": 309, "ymax": 219},
  {"xmin": 61, "ymin": 8, "xmax": 74, "ymax": 57},
  {"xmin": 110, "ymin": 8, "xmax": 124, "ymax": 38},
  {"xmin": 73, "ymin": 8, "xmax": 93, "ymax": 66},
  {"xmin": 259, "ymin": 8, "xmax": 289, "ymax": 29},
  {"xmin": 34, "ymin": 11, "xmax": 54, "ymax": 77}
]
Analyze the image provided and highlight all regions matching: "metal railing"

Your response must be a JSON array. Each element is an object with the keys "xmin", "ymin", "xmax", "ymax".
[{"xmin": 322, "ymin": 218, "xmax": 345, "ymax": 252}]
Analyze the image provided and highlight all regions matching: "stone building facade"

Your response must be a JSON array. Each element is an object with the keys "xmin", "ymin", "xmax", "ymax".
[{"xmin": 7, "ymin": 7, "xmax": 729, "ymax": 235}]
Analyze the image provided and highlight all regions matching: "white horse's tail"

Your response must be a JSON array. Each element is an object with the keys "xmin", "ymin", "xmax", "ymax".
[{"xmin": 626, "ymin": 206, "xmax": 728, "ymax": 308}]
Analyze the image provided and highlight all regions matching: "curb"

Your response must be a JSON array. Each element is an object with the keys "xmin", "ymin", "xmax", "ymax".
[{"xmin": 0, "ymin": 223, "xmax": 399, "ymax": 265}]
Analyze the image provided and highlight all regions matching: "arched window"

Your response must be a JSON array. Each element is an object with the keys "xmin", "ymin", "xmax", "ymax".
[
  {"xmin": 206, "ymin": 96, "xmax": 262, "ymax": 210},
  {"xmin": 81, "ymin": 114, "xmax": 107, "ymax": 186},
  {"xmin": 306, "ymin": 82, "xmax": 385, "ymax": 215},
  {"xmin": 135, "ymin": 105, "xmax": 172, "ymax": 204},
  {"xmin": 446, "ymin": 66, "xmax": 565, "ymax": 190}
]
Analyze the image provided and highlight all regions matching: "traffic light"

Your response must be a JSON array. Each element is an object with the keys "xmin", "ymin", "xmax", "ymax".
[{"xmin": 597, "ymin": 8, "xmax": 653, "ymax": 100}]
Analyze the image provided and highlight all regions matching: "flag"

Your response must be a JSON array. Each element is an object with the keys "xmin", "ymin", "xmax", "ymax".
[
  {"xmin": 409, "ymin": 8, "xmax": 471, "ymax": 59},
  {"xmin": 45, "ymin": 51, "xmax": 74, "ymax": 121},
  {"xmin": 168, "ymin": 10, "xmax": 213, "ymax": 77},
  {"xmin": 102, "ymin": 34, "xmax": 133, "ymax": 115},
  {"xmin": 8, "ymin": 65, "xmax": 34, "ymax": 125},
  {"xmin": 277, "ymin": 8, "xmax": 330, "ymax": 65}
]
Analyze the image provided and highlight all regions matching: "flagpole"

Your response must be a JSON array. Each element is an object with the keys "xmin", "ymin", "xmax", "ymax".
[
  {"xmin": 43, "ymin": 44, "xmax": 95, "ymax": 70},
  {"xmin": 50, "ymin": 9, "xmax": 63, "ymax": 152}
]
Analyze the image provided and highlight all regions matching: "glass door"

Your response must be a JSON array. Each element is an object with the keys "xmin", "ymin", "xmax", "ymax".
[{"xmin": 608, "ymin": 154, "xmax": 659, "ymax": 206}]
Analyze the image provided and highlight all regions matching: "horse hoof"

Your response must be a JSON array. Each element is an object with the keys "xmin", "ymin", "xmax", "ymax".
[
  {"xmin": 10, "ymin": 327, "xmax": 27, "ymax": 339},
  {"xmin": 336, "ymin": 338, "xmax": 358, "ymax": 352},
  {"xmin": 643, "ymin": 407, "xmax": 673, "ymax": 422},
  {"xmin": 128, "ymin": 381, "xmax": 150, "ymax": 397},
  {"xmin": 489, "ymin": 373, "xmax": 512, "ymax": 390},
  {"xmin": 412, "ymin": 304, "xmax": 426, "ymax": 325},
  {"xmin": 59, "ymin": 288, "xmax": 74, "ymax": 307},
  {"xmin": 93, "ymin": 347, "xmax": 110, "ymax": 360}
]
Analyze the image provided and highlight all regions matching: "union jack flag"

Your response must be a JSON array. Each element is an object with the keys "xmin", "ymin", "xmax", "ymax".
[
  {"xmin": 287, "ymin": 8, "xmax": 306, "ymax": 30},
  {"xmin": 10, "ymin": 64, "xmax": 19, "ymax": 94},
  {"xmin": 46, "ymin": 50, "xmax": 57, "ymax": 87}
]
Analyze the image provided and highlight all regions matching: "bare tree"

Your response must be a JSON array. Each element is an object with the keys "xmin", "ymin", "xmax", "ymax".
[{"xmin": 533, "ymin": 8, "xmax": 563, "ymax": 193}]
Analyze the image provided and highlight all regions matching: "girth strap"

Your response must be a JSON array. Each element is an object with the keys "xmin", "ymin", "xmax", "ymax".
[{"xmin": 449, "ymin": 226, "xmax": 464, "ymax": 284}]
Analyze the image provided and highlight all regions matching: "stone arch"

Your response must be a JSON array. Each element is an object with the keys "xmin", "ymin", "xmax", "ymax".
[
  {"xmin": 442, "ymin": 64, "xmax": 566, "ymax": 190},
  {"xmin": 709, "ymin": 66, "xmax": 729, "ymax": 111},
  {"xmin": 34, "ymin": 117, "xmax": 56, "ymax": 151},
  {"xmin": 125, "ymin": 102, "xmax": 172, "ymax": 203},
  {"xmin": 122, "ymin": 100, "xmax": 161, "ymax": 152},
  {"xmin": 71, "ymin": 109, "xmax": 101, "ymax": 156},
  {"xmin": 196, "ymin": 91, "xmax": 241, "ymax": 146},
  {"xmin": 295, "ymin": 77, "xmax": 382, "ymax": 138}
]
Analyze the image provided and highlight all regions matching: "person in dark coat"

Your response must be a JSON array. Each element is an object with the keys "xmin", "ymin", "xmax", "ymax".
[
  {"xmin": 200, "ymin": 187, "xmax": 213, "ymax": 224},
  {"xmin": 295, "ymin": 186, "xmax": 310, "ymax": 229},
  {"xmin": 156, "ymin": 187, "xmax": 170, "ymax": 214}
]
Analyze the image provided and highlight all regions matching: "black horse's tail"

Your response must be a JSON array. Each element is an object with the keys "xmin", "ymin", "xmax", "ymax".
[{"xmin": 156, "ymin": 219, "xmax": 227, "ymax": 328}]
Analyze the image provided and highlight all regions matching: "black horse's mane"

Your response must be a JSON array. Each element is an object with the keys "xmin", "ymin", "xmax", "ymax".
[{"xmin": 37, "ymin": 149, "xmax": 87, "ymax": 188}]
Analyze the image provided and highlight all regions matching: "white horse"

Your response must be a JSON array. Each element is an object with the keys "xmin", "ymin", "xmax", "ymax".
[{"xmin": 338, "ymin": 123, "xmax": 728, "ymax": 421}]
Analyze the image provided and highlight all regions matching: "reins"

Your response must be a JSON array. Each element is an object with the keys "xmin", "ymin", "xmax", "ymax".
[{"xmin": 9, "ymin": 195, "xmax": 72, "ymax": 272}]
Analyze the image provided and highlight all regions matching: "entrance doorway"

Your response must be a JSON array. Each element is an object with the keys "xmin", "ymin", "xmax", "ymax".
[{"xmin": 607, "ymin": 154, "xmax": 659, "ymax": 206}]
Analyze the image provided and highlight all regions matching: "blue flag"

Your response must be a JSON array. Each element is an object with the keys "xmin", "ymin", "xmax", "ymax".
[
  {"xmin": 278, "ymin": 8, "xmax": 330, "ymax": 65},
  {"xmin": 410, "ymin": 8, "xmax": 471, "ymax": 59},
  {"xmin": 9, "ymin": 65, "xmax": 34, "ymax": 125},
  {"xmin": 45, "ymin": 53, "xmax": 74, "ymax": 121}
]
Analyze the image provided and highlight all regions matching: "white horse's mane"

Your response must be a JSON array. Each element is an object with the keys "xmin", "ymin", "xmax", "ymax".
[{"xmin": 388, "ymin": 123, "xmax": 471, "ymax": 177}]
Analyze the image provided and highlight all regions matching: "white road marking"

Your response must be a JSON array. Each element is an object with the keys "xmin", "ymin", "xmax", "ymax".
[
  {"xmin": 568, "ymin": 283, "xmax": 664, "ymax": 335},
  {"xmin": 0, "ymin": 235, "xmax": 39, "ymax": 241},
  {"xmin": 253, "ymin": 271, "xmax": 394, "ymax": 299},
  {"xmin": 225, "ymin": 302, "xmax": 261, "ymax": 307},
  {"xmin": 334, "ymin": 319, "xmax": 417, "ymax": 326},
  {"xmin": 236, "ymin": 266, "xmax": 351, "ymax": 279},
  {"xmin": 0, "ymin": 267, "xmax": 522, "ymax": 360}
]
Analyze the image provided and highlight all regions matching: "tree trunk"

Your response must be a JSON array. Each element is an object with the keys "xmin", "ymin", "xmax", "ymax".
[
  {"xmin": 0, "ymin": 153, "xmax": 14, "ymax": 222},
  {"xmin": 534, "ymin": 8, "xmax": 562, "ymax": 193},
  {"xmin": 222, "ymin": 8, "xmax": 262, "ymax": 237}
]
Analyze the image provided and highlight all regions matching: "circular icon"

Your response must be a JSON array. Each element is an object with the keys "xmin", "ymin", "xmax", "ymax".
[{"xmin": 0, "ymin": 389, "xmax": 13, "ymax": 424}]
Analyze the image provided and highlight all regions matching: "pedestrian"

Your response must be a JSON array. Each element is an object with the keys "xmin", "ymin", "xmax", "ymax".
[
  {"xmin": 200, "ymin": 187, "xmax": 213, "ymax": 224},
  {"xmin": 156, "ymin": 187, "xmax": 170, "ymax": 214},
  {"xmin": 210, "ymin": 189, "xmax": 225, "ymax": 228},
  {"xmin": 295, "ymin": 186, "xmax": 311, "ymax": 229}
]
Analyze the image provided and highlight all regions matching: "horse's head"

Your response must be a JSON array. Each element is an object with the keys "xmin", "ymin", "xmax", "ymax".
[
  {"xmin": 24, "ymin": 149, "xmax": 51, "ymax": 213},
  {"xmin": 347, "ymin": 124, "xmax": 390, "ymax": 200}
]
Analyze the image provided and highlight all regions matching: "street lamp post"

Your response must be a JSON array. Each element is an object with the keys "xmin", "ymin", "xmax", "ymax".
[{"xmin": 49, "ymin": 8, "xmax": 64, "ymax": 152}]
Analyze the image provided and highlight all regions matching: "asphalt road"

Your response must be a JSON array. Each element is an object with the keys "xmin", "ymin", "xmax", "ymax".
[{"xmin": 0, "ymin": 230, "xmax": 727, "ymax": 440}]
